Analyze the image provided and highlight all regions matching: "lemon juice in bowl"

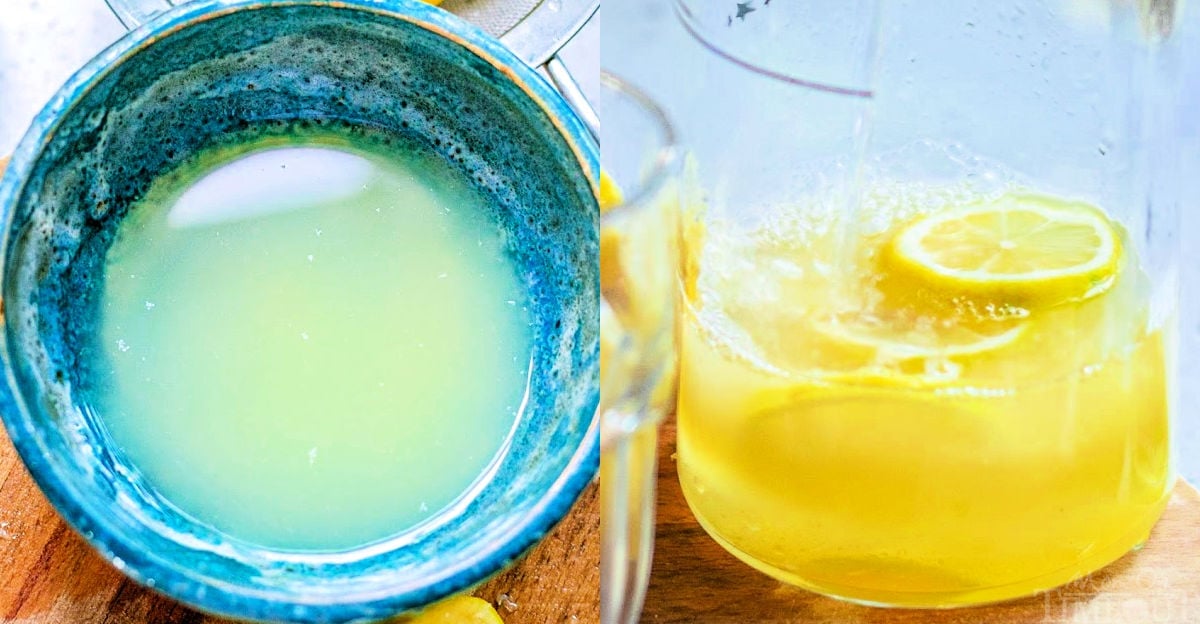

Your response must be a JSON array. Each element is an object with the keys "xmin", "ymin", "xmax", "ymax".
[
  {"xmin": 92, "ymin": 130, "xmax": 533, "ymax": 552},
  {"xmin": 677, "ymin": 179, "xmax": 1172, "ymax": 606}
]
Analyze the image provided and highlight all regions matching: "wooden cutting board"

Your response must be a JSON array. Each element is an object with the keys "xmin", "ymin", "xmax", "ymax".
[
  {"xmin": 0, "ymin": 427, "xmax": 597, "ymax": 624},
  {"xmin": 0, "ymin": 156, "xmax": 599, "ymax": 624},
  {"xmin": 642, "ymin": 418, "xmax": 1200, "ymax": 624}
]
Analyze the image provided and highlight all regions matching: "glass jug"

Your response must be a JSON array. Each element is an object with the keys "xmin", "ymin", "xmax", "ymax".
[{"xmin": 671, "ymin": 0, "xmax": 1182, "ymax": 607}]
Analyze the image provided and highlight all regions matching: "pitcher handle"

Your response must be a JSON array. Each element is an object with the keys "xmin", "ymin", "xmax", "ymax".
[{"xmin": 544, "ymin": 53, "xmax": 599, "ymax": 142}]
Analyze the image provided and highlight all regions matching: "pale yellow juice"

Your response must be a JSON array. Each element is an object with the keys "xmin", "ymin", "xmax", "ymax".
[
  {"xmin": 677, "ymin": 187, "xmax": 1172, "ymax": 606},
  {"xmin": 94, "ymin": 136, "xmax": 532, "ymax": 551}
]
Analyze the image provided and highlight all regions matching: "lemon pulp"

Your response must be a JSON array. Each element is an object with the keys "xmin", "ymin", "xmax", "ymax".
[{"xmin": 677, "ymin": 187, "xmax": 1172, "ymax": 607}]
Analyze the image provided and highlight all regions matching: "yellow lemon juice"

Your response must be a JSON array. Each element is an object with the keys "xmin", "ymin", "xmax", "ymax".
[
  {"xmin": 677, "ymin": 189, "xmax": 1172, "ymax": 606},
  {"xmin": 93, "ymin": 135, "xmax": 532, "ymax": 551}
]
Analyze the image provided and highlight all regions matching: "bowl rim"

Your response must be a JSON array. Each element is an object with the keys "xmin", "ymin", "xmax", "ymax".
[{"xmin": 0, "ymin": 0, "xmax": 599, "ymax": 621}]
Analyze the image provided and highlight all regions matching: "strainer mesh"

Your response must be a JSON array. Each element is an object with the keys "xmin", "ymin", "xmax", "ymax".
[{"xmin": 441, "ymin": 0, "xmax": 544, "ymax": 38}]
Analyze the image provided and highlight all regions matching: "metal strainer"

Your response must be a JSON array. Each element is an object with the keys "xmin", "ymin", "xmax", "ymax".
[
  {"xmin": 105, "ymin": 0, "xmax": 598, "ymax": 136},
  {"xmin": 442, "ymin": 0, "xmax": 543, "ymax": 38}
]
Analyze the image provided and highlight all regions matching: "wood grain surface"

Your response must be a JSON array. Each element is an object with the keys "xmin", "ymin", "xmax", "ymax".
[
  {"xmin": 0, "ymin": 155, "xmax": 599, "ymax": 624},
  {"xmin": 642, "ymin": 418, "xmax": 1200, "ymax": 624}
]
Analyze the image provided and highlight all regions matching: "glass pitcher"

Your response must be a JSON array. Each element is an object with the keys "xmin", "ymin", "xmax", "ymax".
[{"xmin": 671, "ymin": 0, "xmax": 1181, "ymax": 607}]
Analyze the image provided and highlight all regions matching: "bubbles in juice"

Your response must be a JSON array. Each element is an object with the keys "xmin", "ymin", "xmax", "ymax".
[{"xmin": 676, "ymin": 173, "xmax": 1172, "ymax": 606}]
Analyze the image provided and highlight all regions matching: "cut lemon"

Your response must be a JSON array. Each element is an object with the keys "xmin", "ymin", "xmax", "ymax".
[
  {"xmin": 600, "ymin": 171, "xmax": 625, "ymax": 297},
  {"xmin": 404, "ymin": 596, "xmax": 504, "ymax": 624},
  {"xmin": 599, "ymin": 170, "xmax": 623, "ymax": 213},
  {"xmin": 883, "ymin": 193, "xmax": 1121, "ymax": 307}
]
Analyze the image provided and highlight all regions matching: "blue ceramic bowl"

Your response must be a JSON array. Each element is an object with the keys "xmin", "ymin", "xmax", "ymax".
[{"xmin": 0, "ymin": 1, "xmax": 598, "ymax": 622}]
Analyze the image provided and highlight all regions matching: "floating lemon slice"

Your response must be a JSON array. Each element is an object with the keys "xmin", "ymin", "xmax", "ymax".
[
  {"xmin": 812, "ymin": 315, "xmax": 1026, "ymax": 363},
  {"xmin": 406, "ymin": 596, "xmax": 504, "ymax": 624},
  {"xmin": 883, "ymin": 193, "xmax": 1121, "ymax": 307}
]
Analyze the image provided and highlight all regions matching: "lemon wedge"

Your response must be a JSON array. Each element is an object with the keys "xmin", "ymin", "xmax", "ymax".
[
  {"xmin": 883, "ymin": 193, "xmax": 1121, "ymax": 307},
  {"xmin": 404, "ymin": 596, "xmax": 504, "ymax": 624}
]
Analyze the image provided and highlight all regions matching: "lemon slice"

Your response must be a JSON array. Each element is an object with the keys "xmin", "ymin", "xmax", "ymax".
[
  {"xmin": 406, "ymin": 596, "xmax": 504, "ymax": 624},
  {"xmin": 883, "ymin": 194, "xmax": 1121, "ymax": 307},
  {"xmin": 812, "ymin": 315, "xmax": 1026, "ymax": 363}
]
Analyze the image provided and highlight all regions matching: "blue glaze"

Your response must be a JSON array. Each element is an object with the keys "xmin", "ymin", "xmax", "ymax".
[{"xmin": 0, "ymin": 1, "xmax": 598, "ymax": 622}]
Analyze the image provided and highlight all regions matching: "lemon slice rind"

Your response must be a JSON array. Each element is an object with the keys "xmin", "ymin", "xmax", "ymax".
[
  {"xmin": 812, "ymin": 317, "xmax": 1027, "ymax": 362},
  {"xmin": 885, "ymin": 195, "xmax": 1121, "ymax": 306}
]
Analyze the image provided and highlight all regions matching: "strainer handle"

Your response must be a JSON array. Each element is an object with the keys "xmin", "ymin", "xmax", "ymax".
[
  {"xmin": 104, "ymin": 0, "xmax": 173, "ymax": 29},
  {"xmin": 544, "ymin": 54, "xmax": 600, "ymax": 142},
  {"xmin": 102, "ymin": 0, "xmax": 600, "ymax": 142}
]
